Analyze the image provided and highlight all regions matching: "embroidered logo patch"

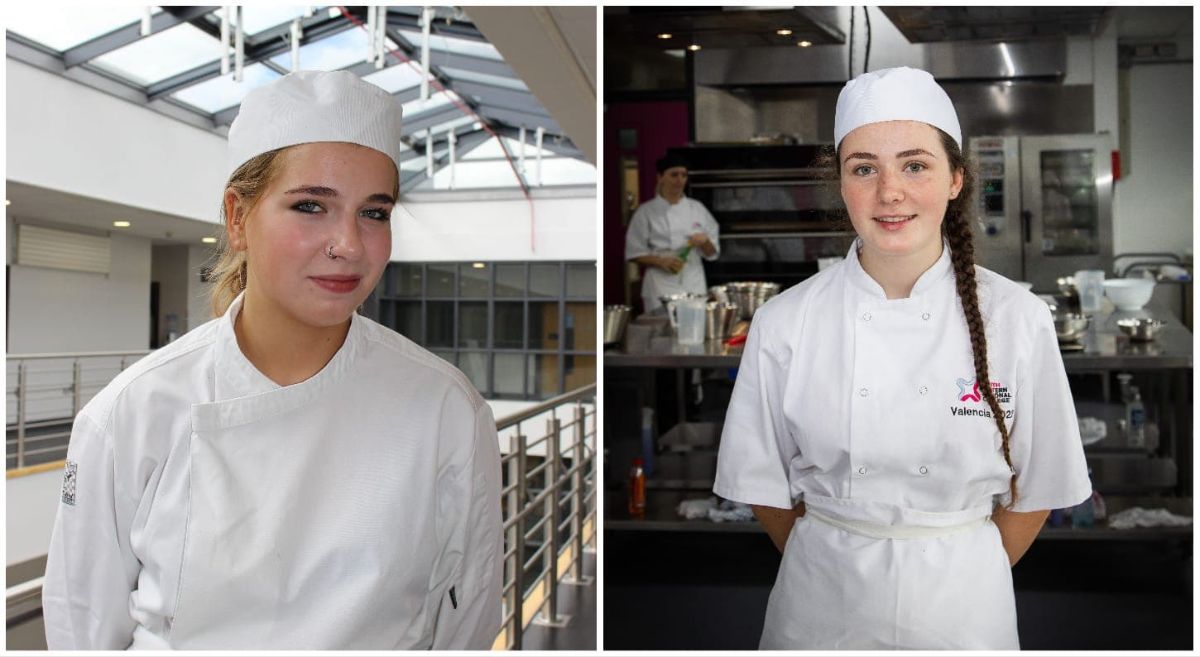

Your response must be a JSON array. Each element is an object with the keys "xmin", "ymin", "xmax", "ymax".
[
  {"xmin": 956, "ymin": 378, "xmax": 982, "ymax": 403},
  {"xmin": 61, "ymin": 460, "xmax": 78, "ymax": 506}
]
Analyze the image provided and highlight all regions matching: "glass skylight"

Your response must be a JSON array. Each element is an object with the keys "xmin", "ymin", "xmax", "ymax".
[
  {"xmin": 396, "ymin": 29, "xmax": 504, "ymax": 61},
  {"xmin": 5, "ymin": 6, "xmax": 149, "ymax": 51},
  {"xmin": 362, "ymin": 60, "xmax": 428, "ymax": 93},
  {"xmin": 267, "ymin": 26, "xmax": 372, "ymax": 72},
  {"xmin": 231, "ymin": 6, "xmax": 323, "ymax": 36},
  {"xmin": 171, "ymin": 63, "xmax": 281, "ymax": 113},
  {"xmin": 90, "ymin": 23, "xmax": 221, "ymax": 86}
]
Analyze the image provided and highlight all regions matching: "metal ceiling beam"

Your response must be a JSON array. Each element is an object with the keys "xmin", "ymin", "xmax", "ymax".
[
  {"xmin": 385, "ymin": 11, "xmax": 490, "ymax": 42},
  {"xmin": 475, "ymin": 105, "xmax": 560, "ymax": 133},
  {"xmin": 451, "ymin": 81, "xmax": 543, "ymax": 116},
  {"xmin": 424, "ymin": 51, "xmax": 519, "ymax": 80},
  {"xmin": 401, "ymin": 105, "xmax": 470, "ymax": 137},
  {"xmin": 147, "ymin": 13, "xmax": 356, "ymax": 101},
  {"xmin": 493, "ymin": 126, "xmax": 584, "ymax": 161},
  {"xmin": 61, "ymin": 6, "xmax": 218, "ymax": 68},
  {"xmin": 401, "ymin": 129, "xmax": 496, "ymax": 193}
]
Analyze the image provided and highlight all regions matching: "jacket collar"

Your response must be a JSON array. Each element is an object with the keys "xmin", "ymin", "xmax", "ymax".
[{"xmin": 844, "ymin": 237, "xmax": 955, "ymax": 301}]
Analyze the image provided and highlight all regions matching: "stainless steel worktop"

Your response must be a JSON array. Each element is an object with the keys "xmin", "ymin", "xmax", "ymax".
[{"xmin": 605, "ymin": 303, "xmax": 1192, "ymax": 371}]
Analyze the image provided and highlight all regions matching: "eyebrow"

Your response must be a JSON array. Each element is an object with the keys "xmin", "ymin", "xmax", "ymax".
[
  {"xmin": 843, "ymin": 148, "xmax": 938, "ymax": 163},
  {"xmin": 285, "ymin": 185, "xmax": 396, "ymax": 205}
]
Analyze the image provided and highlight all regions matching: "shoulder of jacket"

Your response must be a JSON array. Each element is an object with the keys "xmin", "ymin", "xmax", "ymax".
[
  {"xmin": 356, "ymin": 315, "xmax": 487, "ymax": 413},
  {"xmin": 79, "ymin": 318, "xmax": 221, "ymax": 433},
  {"xmin": 974, "ymin": 265, "xmax": 1052, "ymax": 324}
]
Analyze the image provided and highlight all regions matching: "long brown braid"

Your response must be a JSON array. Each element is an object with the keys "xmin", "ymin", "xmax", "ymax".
[{"xmin": 819, "ymin": 129, "xmax": 1018, "ymax": 508}]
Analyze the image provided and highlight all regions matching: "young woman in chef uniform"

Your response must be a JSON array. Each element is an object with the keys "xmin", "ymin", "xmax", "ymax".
[
  {"xmin": 42, "ymin": 70, "xmax": 502, "ymax": 650},
  {"xmin": 714, "ymin": 67, "xmax": 1091, "ymax": 649}
]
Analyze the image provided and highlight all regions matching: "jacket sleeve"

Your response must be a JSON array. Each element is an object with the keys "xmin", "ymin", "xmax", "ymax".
[
  {"xmin": 699, "ymin": 201, "xmax": 721, "ymax": 261},
  {"xmin": 624, "ymin": 205, "xmax": 653, "ymax": 261},
  {"xmin": 1005, "ymin": 302, "xmax": 1093, "ymax": 512},
  {"xmin": 713, "ymin": 314, "xmax": 797, "ymax": 509},
  {"xmin": 430, "ymin": 400, "xmax": 503, "ymax": 649},
  {"xmin": 42, "ymin": 412, "xmax": 140, "ymax": 650}
]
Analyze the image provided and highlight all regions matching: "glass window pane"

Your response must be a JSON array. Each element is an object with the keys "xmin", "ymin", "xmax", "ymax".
[
  {"xmin": 1040, "ymin": 150, "xmax": 1099, "ymax": 256},
  {"xmin": 363, "ymin": 63, "xmax": 427, "ymax": 93},
  {"xmin": 530, "ymin": 263, "xmax": 560, "ymax": 298},
  {"xmin": 458, "ymin": 352, "xmax": 489, "ymax": 395},
  {"xmin": 268, "ymin": 28, "xmax": 371, "ymax": 72},
  {"xmin": 565, "ymin": 302, "xmax": 596, "ymax": 352},
  {"xmin": 234, "ymin": 6, "xmax": 317, "ymax": 36},
  {"xmin": 494, "ymin": 353, "xmax": 525, "ymax": 397},
  {"xmin": 388, "ymin": 264, "xmax": 423, "ymax": 297},
  {"xmin": 529, "ymin": 301, "xmax": 559, "ymax": 350},
  {"xmin": 393, "ymin": 301, "xmax": 422, "ymax": 342},
  {"xmin": 527, "ymin": 354, "xmax": 561, "ymax": 399},
  {"xmin": 496, "ymin": 263, "xmax": 525, "ymax": 297},
  {"xmin": 564, "ymin": 355, "xmax": 595, "ymax": 392},
  {"xmin": 402, "ymin": 90, "xmax": 461, "ymax": 118},
  {"xmin": 459, "ymin": 302, "xmax": 487, "ymax": 348},
  {"xmin": 171, "ymin": 62, "xmax": 282, "ymax": 112},
  {"xmin": 90, "ymin": 23, "xmax": 219, "ymax": 86},
  {"xmin": 460, "ymin": 263, "xmax": 490, "ymax": 297},
  {"xmin": 426, "ymin": 301, "xmax": 454, "ymax": 347},
  {"xmin": 494, "ymin": 302, "xmax": 524, "ymax": 349},
  {"xmin": 6, "ymin": 6, "xmax": 146, "ymax": 52},
  {"xmin": 427, "ymin": 264, "xmax": 456, "ymax": 297},
  {"xmin": 566, "ymin": 263, "xmax": 595, "ymax": 299}
]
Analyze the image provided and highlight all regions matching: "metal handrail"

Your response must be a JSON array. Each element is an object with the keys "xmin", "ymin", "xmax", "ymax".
[{"xmin": 493, "ymin": 384, "xmax": 596, "ymax": 427}]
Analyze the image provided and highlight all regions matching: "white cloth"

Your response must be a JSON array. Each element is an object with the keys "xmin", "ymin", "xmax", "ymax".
[
  {"xmin": 42, "ymin": 294, "xmax": 502, "ymax": 650},
  {"xmin": 834, "ymin": 67, "xmax": 962, "ymax": 148},
  {"xmin": 713, "ymin": 241, "xmax": 1091, "ymax": 649},
  {"xmin": 1108, "ymin": 507, "xmax": 1192, "ymax": 530},
  {"xmin": 226, "ymin": 70, "xmax": 404, "ymax": 180},
  {"xmin": 624, "ymin": 195, "xmax": 721, "ymax": 311}
]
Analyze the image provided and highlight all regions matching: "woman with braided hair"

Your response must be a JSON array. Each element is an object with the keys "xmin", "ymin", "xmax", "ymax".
[{"xmin": 714, "ymin": 67, "xmax": 1090, "ymax": 649}]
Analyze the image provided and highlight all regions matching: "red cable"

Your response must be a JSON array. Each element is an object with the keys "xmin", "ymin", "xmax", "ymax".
[{"xmin": 336, "ymin": 6, "xmax": 537, "ymax": 251}]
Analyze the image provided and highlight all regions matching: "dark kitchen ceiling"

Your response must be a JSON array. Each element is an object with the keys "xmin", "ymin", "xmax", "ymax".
[
  {"xmin": 604, "ymin": 6, "xmax": 845, "ymax": 50},
  {"xmin": 879, "ymin": 6, "xmax": 1112, "ymax": 43}
]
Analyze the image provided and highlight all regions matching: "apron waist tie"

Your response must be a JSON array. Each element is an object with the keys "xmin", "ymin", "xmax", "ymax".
[{"xmin": 805, "ymin": 506, "xmax": 991, "ymax": 540}]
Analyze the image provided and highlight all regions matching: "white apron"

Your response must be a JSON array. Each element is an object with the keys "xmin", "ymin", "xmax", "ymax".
[{"xmin": 714, "ymin": 241, "xmax": 1092, "ymax": 650}]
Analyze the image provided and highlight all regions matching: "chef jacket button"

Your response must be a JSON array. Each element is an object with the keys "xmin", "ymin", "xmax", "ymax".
[
  {"xmin": 922, "ymin": 312, "xmax": 931, "ymax": 321},
  {"xmin": 859, "ymin": 388, "xmax": 869, "ymax": 397},
  {"xmin": 857, "ymin": 466, "xmax": 867, "ymax": 475},
  {"xmin": 862, "ymin": 311, "xmax": 872, "ymax": 321},
  {"xmin": 919, "ymin": 465, "xmax": 929, "ymax": 475},
  {"xmin": 919, "ymin": 385, "xmax": 929, "ymax": 395}
]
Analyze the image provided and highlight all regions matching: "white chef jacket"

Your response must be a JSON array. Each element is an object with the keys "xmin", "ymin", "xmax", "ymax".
[
  {"xmin": 624, "ymin": 194, "xmax": 721, "ymax": 311},
  {"xmin": 42, "ymin": 293, "xmax": 503, "ymax": 650},
  {"xmin": 713, "ymin": 241, "xmax": 1091, "ymax": 649}
]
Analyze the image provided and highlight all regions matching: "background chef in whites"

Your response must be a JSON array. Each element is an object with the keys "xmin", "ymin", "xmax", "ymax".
[
  {"xmin": 40, "ymin": 70, "xmax": 502, "ymax": 650},
  {"xmin": 624, "ymin": 153, "xmax": 721, "ymax": 312},
  {"xmin": 714, "ymin": 67, "xmax": 1091, "ymax": 649}
]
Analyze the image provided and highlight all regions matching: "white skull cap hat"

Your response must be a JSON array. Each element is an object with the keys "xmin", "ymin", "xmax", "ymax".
[
  {"xmin": 833, "ymin": 66, "xmax": 961, "ymax": 149},
  {"xmin": 225, "ymin": 70, "xmax": 404, "ymax": 181}
]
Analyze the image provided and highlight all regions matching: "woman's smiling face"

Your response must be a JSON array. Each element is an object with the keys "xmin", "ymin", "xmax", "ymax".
[
  {"xmin": 839, "ymin": 120, "xmax": 963, "ymax": 266},
  {"xmin": 227, "ymin": 142, "xmax": 396, "ymax": 329}
]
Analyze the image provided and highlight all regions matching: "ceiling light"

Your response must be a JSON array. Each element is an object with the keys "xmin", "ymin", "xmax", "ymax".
[
  {"xmin": 4, "ymin": 200, "xmax": 10, "ymax": 206},
  {"xmin": 797, "ymin": 40, "xmax": 813, "ymax": 48},
  {"xmin": 202, "ymin": 236, "xmax": 218, "ymax": 244},
  {"xmin": 776, "ymin": 28, "xmax": 793, "ymax": 36},
  {"xmin": 472, "ymin": 262, "xmax": 486, "ymax": 269},
  {"xmin": 687, "ymin": 44, "xmax": 701, "ymax": 52},
  {"xmin": 113, "ymin": 220, "xmax": 131, "ymax": 228},
  {"xmin": 657, "ymin": 33, "xmax": 672, "ymax": 40}
]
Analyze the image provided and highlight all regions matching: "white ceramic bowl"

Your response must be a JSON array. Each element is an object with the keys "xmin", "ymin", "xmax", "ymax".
[{"xmin": 1102, "ymin": 278, "xmax": 1155, "ymax": 311}]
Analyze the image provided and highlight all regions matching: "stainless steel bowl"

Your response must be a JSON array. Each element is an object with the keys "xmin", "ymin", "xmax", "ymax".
[
  {"xmin": 1116, "ymin": 317, "xmax": 1163, "ymax": 342},
  {"xmin": 1053, "ymin": 313, "xmax": 1089, "ymax": 343},
  {"xmin": 603, "ymin": 305, "xmax": 632, "ymax": 345},
  {"xmin": 721, "ymin": 281, "xmax": 782, "ymax": 319}
]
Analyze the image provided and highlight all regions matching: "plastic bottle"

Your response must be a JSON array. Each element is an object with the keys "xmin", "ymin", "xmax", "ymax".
[
  {"xmin": 1116, "ymin": 373, "xmax": 1133, "ymax": 404},
  {"xmin": 628, "ymin": 458, "xmax": 646, "ymax": 519},
  {"xmin": 1126, "ymin": 387, "xmax": 1146, "ymax": 449}
]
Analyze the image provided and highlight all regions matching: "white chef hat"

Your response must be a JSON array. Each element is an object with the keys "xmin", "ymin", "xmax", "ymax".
[
  {"xmin": 833, "ymin": 66, "xmax": 961, "ymax": 149},
  {"xmin": 225, "ymin": 70, "xmax": 404, "ymax": 181}
]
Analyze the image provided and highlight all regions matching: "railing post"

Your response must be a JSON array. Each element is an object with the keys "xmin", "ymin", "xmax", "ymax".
[
  {"xmin": 564, "ymin": 402, "xmax": 594, "ymax": 586},
  {"xmin": 534, "ymin": 414, "xmax": 569, "ymax": 627},
  {"xmin": 512, "ymin": 426, "xmax": 527, "ymax": 649},
  {"xmin": 72, "ymin": 358, "xmax": 83, "ymax": 416},
  {"xmin": 16, "ymin": 362, "xmax": 27, "ymax": 469}
]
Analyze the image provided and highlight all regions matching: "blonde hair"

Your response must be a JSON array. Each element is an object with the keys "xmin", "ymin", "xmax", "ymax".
[{"xmin": 208, "ymin": 145, "xmax": 400, "ymax": 316}]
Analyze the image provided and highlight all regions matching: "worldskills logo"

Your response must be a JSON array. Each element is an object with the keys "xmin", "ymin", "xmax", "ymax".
[
  {"xmin": 955, "ymin": 378, "xmax": 1012, "ymax": 404},
  {"xmin": 956, "ymin": 378, "xmax": 982, "ymax": 403}
]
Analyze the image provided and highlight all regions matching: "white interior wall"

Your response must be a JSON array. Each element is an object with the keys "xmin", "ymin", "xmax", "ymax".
[
  {"xmin": 1112, "ymin": 63, "xmax": 1193, "ymax": 257},
  {"xmin": 187, "ymin": 245, "xmax": 217, "ymax": 330},
  {"xmin": 393, "ymin": 195, "xmax": 596, "ymax": 262},
  {"xmin": 6, "ymin": 470, "xmax": 63, "ymax": 566},
  {"xmin": 5, "ymin": 59, "xmax": 226, "ymax": 226},
  {"xmin": 7, "ymin": 231, "xmax": 151, "ymax": 353},
  {"xmin": 151, "ymin": 245, "xmax": 189, "ymax": 345}
]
